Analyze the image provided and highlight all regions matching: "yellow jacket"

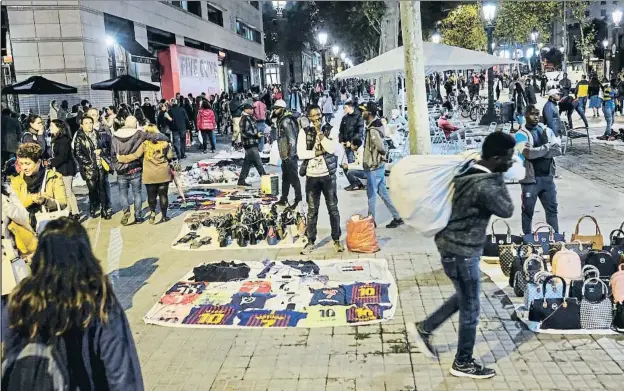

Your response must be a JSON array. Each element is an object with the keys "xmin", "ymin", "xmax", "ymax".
[{"xmin": 10, "ymin": 169, "xmax": 67, "ymax": 211}]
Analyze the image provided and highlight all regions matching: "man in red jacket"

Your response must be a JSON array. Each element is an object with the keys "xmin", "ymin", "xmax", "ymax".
[{"xmin": 252, "ymin": 95, "xmax": 268, "ymax": 152}]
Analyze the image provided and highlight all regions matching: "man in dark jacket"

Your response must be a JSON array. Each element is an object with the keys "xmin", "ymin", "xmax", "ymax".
[
  {"xmin": 297, "ymin": 104, "xmax": 344, "ymax": 255},
  {"xmin": 168, "ymin": 99, "xmax": 190, "ymax": 159},
  {"xmin": 1, "ymin": 108, "xmax": 22, "ymax": 167},
  {"xmin": 524, "ymin": 79, "xmax": 537, "ymax": 105},
  {"xmin": 558, "ymin": 73, "xmax": 572, "ymax": 97},
  {"xmin": 142, "ymin": 97, "xmax": 156, "ymax": 124},
  {"xmin": 409, "ymin": 132, "xmax": 516, "ymax": 380},
  {"xmin": 272, "ymin": 99, "xmax": 301, "ymax": 207},
  {"xmin": 73, "ymin": 116, "xmax": 112, "ymax": 219},
  {"xmin": 542, "ymin": 89, "xmax": 562, "ymax": 136},
  {"xmin": 237, "ymin": 104, "xmax": 266, "ymax": 186},
  {"xmin": 338, "ymin": 100, "xmax": 364, "ymax": 163},
  {"xmin": 558, "ymin": 94, "xmax": 589, "ymax": 128},
  {"xmin": 230, "ymin": 94, "xmax": 244, "ymax": 147}
]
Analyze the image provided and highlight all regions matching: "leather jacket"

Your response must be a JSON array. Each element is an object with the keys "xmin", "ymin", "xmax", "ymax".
[
  {"xmin": 73, "ymin": 128, "xmax": 112, "ymax": 181},
  {"xmin": 240, "ymin": 114, "xmax": 259, "ymax": 149},
  {"xmin": 276, "ymin": 111, "xmax": 298, "ymax": 160}
]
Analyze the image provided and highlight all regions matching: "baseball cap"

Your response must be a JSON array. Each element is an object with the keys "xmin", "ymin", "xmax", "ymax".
[
  {"xmin": 547, "ymin": 89, "xmax": 561, "ymax": 97},
  {"xmin": 360, "ymin": 101, "xmax": 378, "ymax": 113},
  {"xmin": 273, "ymin": 99, "xmax": 287, "ymax": 108}
]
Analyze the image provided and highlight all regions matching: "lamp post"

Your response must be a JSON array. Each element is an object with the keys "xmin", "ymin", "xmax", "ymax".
[
  {"xmin": 272, "ymin": 1, "xmax": 287, "ymax": 87},
  {"xmin": 603, "ymin": 38, "xmax": 610, "ymax": 79},
  {"xmin": 481, "ymin": 2, "xmax": 497, "ymax": 125},
  {"xmin": 613, "ymin": 9, "xmax": 622, "ymax": 77},
  {"xmin": 317, "ymin": 31, "xmax": 328, "ymax": 88},
  {"xmin": 331, "ymin": 45, "xmax": 339, "ymax": 78},
  {"xmin": 531, "ymin": 28, "xmax": 538, "ymax": 80}
]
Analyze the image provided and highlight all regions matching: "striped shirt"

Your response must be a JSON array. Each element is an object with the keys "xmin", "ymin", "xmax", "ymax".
[
  {"xmin": 236, "ymin": 310, "xmax": 307, "ymax": 327},
  {"xmin": 182, "ymin": 304, "xmax": 238, "ymax": 325},
  {"xmin": 343, "ymin": 282, "xmax": 390, "ymax": 306}
]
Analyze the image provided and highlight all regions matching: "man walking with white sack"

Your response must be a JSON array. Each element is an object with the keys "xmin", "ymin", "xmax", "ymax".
[{"xmin": 407, "ymin": 132, "xmax": 516, "ymax": 380}]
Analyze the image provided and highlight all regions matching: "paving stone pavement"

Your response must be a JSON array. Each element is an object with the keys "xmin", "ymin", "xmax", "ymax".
[{"xmin": 558, "ymin": 143, "xmax": 624, "ymax": 193}]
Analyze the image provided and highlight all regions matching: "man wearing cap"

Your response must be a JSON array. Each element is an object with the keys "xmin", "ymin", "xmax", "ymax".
[
  {"xmin": 272, "ymin": 99, "xmax": 302, "ymax": 207},
  {"xmin": 237, "ymin": 103, "xmax": 266, "ymax": 186},
  {"xmin": 542, "ymin": 89, "xmax": 562, "ymax": 136},
  {"xmin": 297, "ymin": 104, "xmax": 344, "ymax": 255},
  {"xmin": 361, "ymin": 101, "xmax": 404, "ymax": 229},
  {"xmin": 338, "ymin": 100, "xmax": 365, "ymax": 163}
]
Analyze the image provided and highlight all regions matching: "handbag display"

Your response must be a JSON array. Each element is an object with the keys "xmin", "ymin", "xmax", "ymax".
[
  {"xmin": 580, "ymin": 278, "xmax": 612, "ymax": 329},
  {"xmin": 524, "ymin": 271, "xmax": 561, "ymax": 310},
  {"xmin": 568, "ymin": 265, "xmax": 600, "ymax": 302},
  {"xmin": 585, "ymin": 250, "xmax": 617, "ymax": 278},
  {"xmin": 513, "ymin": 255, "xmax": 545, "ymax": 298},
  {"xmin": 611, "ymin": 227, "xmax": 624, "ymax": 247},
  {"xmin": 551, "ymin": 243, "xmax": 582, "ymax": 281},
  {"xmin": 530, "ymin": 280, "xmax": 581, "ymax": 330},
  {"xmin": 522, "ymin": 224, "xmax": 565, "ymax": 253},
  {"xmin": 499, "ymin": 243, "xmax": 519, "ymax": 277},
  {"xmin": 610, "ymin": 264, "xmax": 624, "ymax": 303},
  {"xmin": 613, "ymin": 302, "xmax": 624, "ymax": 333},
  {"xmin": 549, "ymin": 241, "xmax": 591, "ymax": 264},
  {"xmin": 571, "ymin": 215, "xmax": 604, "ymax": 250},
  {"xmin": 483, "ymin": 219, "xmax": 522, "ymax": 258}
]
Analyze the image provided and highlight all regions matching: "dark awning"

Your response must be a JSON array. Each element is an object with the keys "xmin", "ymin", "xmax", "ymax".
[
  {"xmin": 116, "ymin": 36, "xmax": 156, "ymax": 64},
  {"xmin": 2, "ymin": 76, "xmax": 78, "ymax": 95},
  {"xmin": 91, "ymin": 74, "xmax": 160, "ymax": 92}
]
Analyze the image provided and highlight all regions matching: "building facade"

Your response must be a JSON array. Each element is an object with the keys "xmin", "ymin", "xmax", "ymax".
[{"xmin": 2, "ymin": 0, "xmax": 264, "ymax": 114}]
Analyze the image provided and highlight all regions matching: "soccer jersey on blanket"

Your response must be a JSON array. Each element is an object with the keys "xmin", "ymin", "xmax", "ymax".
[
  {"xmin": 322, "ymin": 260, "xmax": 386, "ymax": 282},
  {"xmin": 343, "ymin": 282, "xmax": 390, "ymax": 305},
  {"xmin": 346, "ymin": 304, "xmax": 390, "ymax": 323},
  {"xmin": 239, "ymin": 280, "xmax": 272, "ymax": 294},
  {"xmin": 256, "ymin": 261, "xmax": 306, "ymax": 279},
  {"xmin": 160, "ymin": 281, "xmax": 208, "ymax": 305},
  {"xmin": 236, "ymin": 309, "xmax": 307, "ymax": 327},
  {"xmin": 309, "ymin": 286, "xmax": 347, "ymax": 306},
  {"xmin": 282, "ymin": 260, "xmax": 320, "ymax": 275},
  {"xmin": 146, "ymin": 304, "xmax": 194, "ymax": 324},
  {"xmin": 182, "ymin": 305, "xmax": 238, "ymax": 325},
  {"xmin": 304, "ymin": 306, "xmax": 349, "ymax": 327},
  {"xmin": 264, "ymin": 291, "xmax": 312, "ymax": 311},
  {"xmin": 230, "ymin": 293, "xmax": 275, "ymax": 310}
]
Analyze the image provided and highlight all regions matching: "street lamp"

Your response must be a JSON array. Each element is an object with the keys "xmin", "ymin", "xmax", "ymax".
[
  {"xmin": 317, "ymin": 32, "xmax": 329, "ymax": 87},
  {"xmin": 531, "ymin": 28, "xmax": 539, "ymax": 76},
  {"xmin": 481, "ymin": 2, "xmax": 497, "ymax": 125},
  {"xmin": 340, "ymin": 52, "xmax": 346, "ymax": 60},
  {"xmin": 332, "ymin": 45, "xmax": 339, "ymax": 55},
  {"xmin": 272, "ymin": 1, "xmax": 287, "ymax": 89},
  {"xmin": 603, "ymin": 39, "xmax": 610, "ymax": 78},
  {"xmin": 272, "ymin": 1, "xmax": 286, "ymax": 17}
]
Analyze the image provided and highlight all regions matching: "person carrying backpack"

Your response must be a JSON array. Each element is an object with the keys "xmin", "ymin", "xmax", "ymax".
[{"xmin": 1, "ymin": 217, "xmax": 144, "ymax": 391}]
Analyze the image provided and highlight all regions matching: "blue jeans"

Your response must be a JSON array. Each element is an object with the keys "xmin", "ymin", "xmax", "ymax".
[
  {"xmin": 344, "ymin": 147, "xmax": 355, "ymax": 164},
  {"xmin": 521, "ymin": 176, "xmax": 559, "ymax": 235},
  {"xmin": 171, "ymin": 131, "xmax": 183, "ymax": 159},
  {"xmin": 366, "ymin": 165, "xmax": 400, "ymax": 221},
  {"xmin": 257, "ymin": 121, "xmax": 266, "ymax": 153},
  {"xmin": 577, "ymin": 96, "xmax": 587, "ymax": 112},
  {"xmin": 421, "ymin": 255, "xmax": 481, "ymax": 364},
  {"xmin": 603, "ymin": 104, "xmax": 615, "ymax": 136},
  {"xmin": 344, "ymin": 167, "xmax": 366, "ymax": 187},
  {"xmin": 118, "ymin": 171, "xmax": 143, "ymax": 218}
]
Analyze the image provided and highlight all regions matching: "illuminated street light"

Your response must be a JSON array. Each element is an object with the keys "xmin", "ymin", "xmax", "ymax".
[
  {"xmin": 603, "ymin": 39, "xmax": 609, "ymax": 48},
  {"xmin": 613, "ymin": 9, "xmax": 623, "ymax": 24},
  {"xmin": 483, "ymin": 3, "xmax": 497, "ymax": 24},
  {"xmin": 340, "ymin": 52, "xmax": 346, "ymax": 60},
  {"xmin": 272, "ymin": 1, "xmax": 286, "ymax": 17},
  {"xmin": 432, "ymin": 30, "xmax": 441, "ymax": 44},
  {"xmin": 531, "ymin": 28, "xmax": 538, "ymax": 43},
  {"xmin": 317, "ymin": 32, "xmax": 328, "ymax": 47},
  {"xmin": 332, "ymin": 45, "xmax": 339, "ymax": 55},
  {"xmin": 105, "ymin": 36, "xmax": 116, "ymax": 46}
]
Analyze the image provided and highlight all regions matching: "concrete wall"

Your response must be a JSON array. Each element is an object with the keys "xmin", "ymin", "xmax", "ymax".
[{"xmin": 5, "ymin": 0, "xmax": 264, "ymax": 114}]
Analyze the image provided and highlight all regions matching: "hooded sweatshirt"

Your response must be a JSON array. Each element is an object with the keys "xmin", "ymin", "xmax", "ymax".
[
  {"xmin": 111, "ymin": 127, "xmax": 168, "ymax": 175},
  {"xmin": 435, "ymin": 164, "xmax": 514, "ymax": 258},
  {"xmin": 363, "ymin": 118, "xmax": 387, "ymax": 171}
]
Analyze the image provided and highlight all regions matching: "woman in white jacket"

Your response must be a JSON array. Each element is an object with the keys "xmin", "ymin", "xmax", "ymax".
[
  {"xmin": 2, "ymin": 183, "xmax": 33, "ymax": 297},
  {"xmin": 319, "ymin": 92, "xmax": 334, "ymax": 124}
]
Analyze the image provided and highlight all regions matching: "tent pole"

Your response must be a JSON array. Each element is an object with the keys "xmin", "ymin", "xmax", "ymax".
[{"xmin": 401, "ymin": 74, "xmax": 406, "ymax": 117}]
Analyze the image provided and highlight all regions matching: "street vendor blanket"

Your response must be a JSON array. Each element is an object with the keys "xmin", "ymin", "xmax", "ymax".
[{"xmin": 143, "ymin": 259, "xmax": 398, "ymax": 328}]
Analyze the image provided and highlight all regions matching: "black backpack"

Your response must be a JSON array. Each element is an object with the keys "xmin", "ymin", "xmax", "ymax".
[{"xmin": 1, "ymin": 339, "xmax": 70, "ymax": 391}]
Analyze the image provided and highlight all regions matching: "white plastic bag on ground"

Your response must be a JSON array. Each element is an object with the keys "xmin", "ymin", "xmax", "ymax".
[
  {"xmin": 269, "ymin": 141, "xmax": 282, "ymax": 166},
  {"xmin": 389, "ymin": 154, "xmax": 468, "ymax": 237}
]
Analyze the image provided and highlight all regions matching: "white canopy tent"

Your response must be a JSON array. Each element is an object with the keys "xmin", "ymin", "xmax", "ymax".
[{"xmin": 334, "ymin": 43, "xmax": 520, "ymax": 79}]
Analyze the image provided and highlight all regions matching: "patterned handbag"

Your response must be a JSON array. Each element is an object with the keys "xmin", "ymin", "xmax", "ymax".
[
  {"xmin": 524, "ymin": 271, "xmax": 560, "ymax": 310},
  {"xmin": 549, "ymin": 241, "xmax": 591, "ymax": 264},
  {"xmin": 580, "ymin": 278, "xmax": 612, "ymax": 329},
  {"xmin": 513, "ymin": 255, "xmax": 545, "ymax": 298},
  {"xmin": 523, "ymin": 224, "xmax": 565, "ymax": 253},
  {"xmin": 483, "ymin": 219, "xmax": 523, "ymax": 258},
  {"xmin": 499, "ymin": 243, "xmax": 519, "ymax": 277},
  {"xmin": 568, "ymin": 265, "xmax": 600, "ymax": 302}
]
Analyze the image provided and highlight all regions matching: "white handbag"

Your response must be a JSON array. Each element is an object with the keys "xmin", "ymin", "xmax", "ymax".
[
  {"xmin": 580, "ymin": 278, "xmax": 612, "ymax": 330},
  {"xmin": 34, "ymin": 170, "xmax": 69, "ymax": 234},
  {"xmin": 2, "ymin": 239, "xmax": 30, "ymax": 295}
]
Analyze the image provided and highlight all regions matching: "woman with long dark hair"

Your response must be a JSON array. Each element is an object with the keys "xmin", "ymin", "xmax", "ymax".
[
  {"xmin": 2, "ymin": 217, "xmax": 144, "ymax": 390},
  {"xmin": 48, "ymin": 119, "xmax": 79, "ymax": 219}
]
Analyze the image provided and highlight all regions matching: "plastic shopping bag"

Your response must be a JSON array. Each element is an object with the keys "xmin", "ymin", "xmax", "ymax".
[
  {"xmin": 269, "ymin": 141, "xmax": 282, "ymax": 166},
  {"xmin": 346, "ymin": 214, "xmax": 380, "ymax": 253},
  {"xmin": 504, "ymin": 153, "xmax": 525, "ymax": 182},
  {"xmin": 389, "ymin": 155, "xmax": 468, "ymax": 237}
]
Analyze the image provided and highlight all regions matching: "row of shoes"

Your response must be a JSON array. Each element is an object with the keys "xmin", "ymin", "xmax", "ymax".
[
  {"xmin": 597, "ymin": 129, "xmax": 624, "ymax": 141},
  {"xmin": 173, "ymin": 231, "xmax": 213, "ymax": 249}
]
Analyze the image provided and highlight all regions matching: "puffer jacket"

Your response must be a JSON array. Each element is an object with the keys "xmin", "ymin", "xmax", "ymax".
[
  {"xmin": 363, "ymin": 118, "xmax": 387, "ymax": 171},
  {"xmin": 297, "ymin": 124, "xmax": 338, "ymax": 177},
  {"xmin": 240, "ymin": 113, "xmax": 259, "ymax": 149},
  {"xmin": 10, "ymin": 168, "xmax": 67, "ymax": 211},
  {"xmin": 73, "ymin": 129, "xmax": 112, "ymax": 181},
  {"xmin": 276, "ymin": 111, "xmax": 298, "ymax": 160},
  {"xmin": 338, "ymin": 111, "xmax": 364, "ymax": 143},
  {"xmin": 196, "ymin": 108, "xmax": 216, "ymax": 131}
]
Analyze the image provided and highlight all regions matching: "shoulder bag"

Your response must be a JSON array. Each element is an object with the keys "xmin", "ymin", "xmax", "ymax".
[
  {"xmin": 580, "ymin": 278, "xmax": 612, "ymax": 330},
  {"xmin": 499, "ymin": 243, "xmax": 519, "ymax": 277},
  {"xmin": 549, "ymin": 240, "xmax": 591, "ymax": 264},
  {"xmin": 571, "ymin": 215, "xmax": 604, "ymax": 250},
  {"xmin": 530, "ymin": 277, "xmax": 582, "ymax": 330},
  {"xmin": 522, "ymin": 224, "xmax": 565, "ymax": 253},
  {"xmin": 34, "ymin": 170, "xmax": 70, "ymax": 234},
  {"xmin": 483, "ymin": 219, "xmax": 522, "ymax": 258},
  {"xmin": 585, "ymin": 250, "xmax": 617, "ymax": 279},
  {"xmin": 611, "ymin": 226, "xmax": 624, "ymax": 247},
  {"xmin": 513, "ymin": 254, "xmax": 545, "ymax": 298},
  {"xmin": 569, "ymin": 265, "xmax": 600, "ymax": 302},
  {"xmin": 524, "ymin": 271, "xmax": 560, "ymax": 310}
]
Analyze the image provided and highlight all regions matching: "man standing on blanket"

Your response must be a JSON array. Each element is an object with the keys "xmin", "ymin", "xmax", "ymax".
[
  {"xmin": 237, "ymin": 104, "xmax": 266, "ymax": 186},
  {"xmin": 272, "ymin": 99, "xmax": 302, "ymax": 208},
  {"xmin": 297, "ymin": 104, "xmax": 344, "ymax": 255},
  {"xmin": 408, "ymin": 132, "xmax": 516, "ymax": 380}
]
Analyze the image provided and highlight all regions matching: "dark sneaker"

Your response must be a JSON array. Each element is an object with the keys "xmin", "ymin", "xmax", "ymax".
[
  {"xmin": 237, "ymin": 182, "xmax": 252, "ymax": 187},
  {"xmin": 121, "ymin": 210, "xmax": 131, "ymax": 226},
  {"xmin": 407, "ymin": 322, "xmax": 438, "ymax": 360},
  {"xmin": 149, "ymin": 212, "xmax": 156, "ymax": 225},
  {"xmin": 344, "ymin": 185, "xmax": 355, "ymax": 191},
  {"xmin": 300, "ymin": 242, "xmax": 315, "ymax": 255},
  {"xmin": 450, "ymin": 359, "xmax": 496, "ymax": 379},
  {"xmin": 333, "ymin": 240, "xmax": 345, "ymax": 252},
  {"xmin": 102, "ymin": 209, "xmax": 113, "ymax": 220},
  {"xmin": 275, "ymin": 199, "xmax": 288, "ymax": 207},
  {"xmin": 134, "ymin": 216, "xmax": 144, "ymax": 224},
  {"xmin": 353, "ymin": 184, "xmax": 365, "ymax": 190},
  {"xmin": 386, "ymin": 218, "xmax": 404, "ymax": 229},
  {"xmin": 159, "ymin": 216, "xmax": 171, "ymax": 224}
]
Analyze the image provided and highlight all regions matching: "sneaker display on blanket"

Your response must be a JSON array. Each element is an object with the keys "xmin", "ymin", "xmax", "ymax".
[{"xmin": 450, "ymin": 359, "xmax": 496, "ymax": 379}]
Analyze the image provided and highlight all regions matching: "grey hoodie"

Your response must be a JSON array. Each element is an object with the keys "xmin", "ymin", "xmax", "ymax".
[
  {"xmin": 363, "ymin": 118, "xmax": 387, "ymax": 171},
  {"xmin": 435, "ymin": 165, "xmax": 514, "ymax": 258},
  {"xmin": 111, "ymin": 127, "xmax": 167, "ymax": 175}
]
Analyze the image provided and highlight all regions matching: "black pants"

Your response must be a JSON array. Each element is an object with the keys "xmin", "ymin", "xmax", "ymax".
[
  {"xmin": 85, "ymin": 167, "xmax": 110, "ymax": 211},
  {"xmin": 280, "ymin": 158, "xmax": 302, "ymax": 203},
  {"xmin": 171, "ymin": 131, "xmax": 186, "ymax": 158},
  {"xmin": 146, "ymin": 182, "xmax": 169, "ymax": 217},
  {"xmin": 540, "ymin": 85, "xmax": 547, "ymax": 96},
  {"xmin": 521, "ymin": 176, "xmax": 559, "ymax": 235},
  {"xmin": 238, "ymin": 147, "xmax": 266, "ymax": 184},
  {"xmin": 200, "ymin": 130, "xmax": 215, "ymax": 151},
  {"xmin": 306, "ymin": 174, "xmax": 341, "ymax": 243}
]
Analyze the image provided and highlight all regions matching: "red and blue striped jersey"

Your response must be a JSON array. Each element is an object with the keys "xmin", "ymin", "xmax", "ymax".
[
  {"xmin": 236, "ymin": 309, "xmax": 307, "ymax": 327},
  {"xmin": 182, "ymin": 304, "xmax": 238, "ymax": 325},
  {"xmin": 343, "ymin": 282, "xmax": 390, "ymax": 305}
]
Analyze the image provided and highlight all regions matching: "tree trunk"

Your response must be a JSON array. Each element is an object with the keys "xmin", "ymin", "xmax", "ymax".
[
  {"xmin": 379, "ymin": 1, "xmax": 399, "ymax": 116},
  {"xmin": 401, "ymin": 1, "xmax": 431, "ymax": 154}
]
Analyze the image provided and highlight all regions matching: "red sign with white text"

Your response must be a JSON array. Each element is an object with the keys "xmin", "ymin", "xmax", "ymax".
[{"xmin": 159, "ymin": 44, "xmax": 220, "ymax": 100}]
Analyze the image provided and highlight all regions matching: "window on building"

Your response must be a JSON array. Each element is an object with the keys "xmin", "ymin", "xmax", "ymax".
[
  {"xmin": 236, "ymin": 20, "xmax": 260, "ymax": 43},
  {"xmin": 206, "ymin": 3, "xmax": 223, "ymax": 26},
  {"xmin": 601, "ymin": 1, "xmax": 607, "ymax": 4},
  {"xmin": 172, "ymin": 1, "xmax": 201, "ymax": 17},
  {"xmin": 171, "ymin": 1, "xmax": 188, "ymax": 10},
  {"xmin": 249, "ymin": 1, "xmax": 259, "ymax": 9},
  {"xmin": 601, "ymin": 9, "xmax": 607, "ymax": 16}
]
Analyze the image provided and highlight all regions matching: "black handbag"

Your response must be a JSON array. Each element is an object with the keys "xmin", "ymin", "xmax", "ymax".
[
  {"xmin": 530, "ymin": 277, "xmax": 581, "ymax": 330},
  {"xmin": 568, "ymin": 265, "xmax": 600, "ymax": 302},
  {"xmin": 586, "ymin": 250, "xmax": 617, "ymax": 278},
  {"xmin": 611, "ymin": 228, "xmax": 624, "ymax": 247},
  {"xmin": 483, "ymin": 219, "xmax": 522, "ymax": 257},
  {"xmin": 613, "ymin": 302, "xmax": 624, "ymax": 333},
  {"xmin": 549, "ymin": 241, "xmax": 591, "ymax": 265},
  {"xmin": 523, "ymin": 224, "xmax": 565, "ymax": 253},
  {"xmin": 605, "ymin": 229, "xmax": 624, "ymax": 265}
]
